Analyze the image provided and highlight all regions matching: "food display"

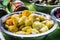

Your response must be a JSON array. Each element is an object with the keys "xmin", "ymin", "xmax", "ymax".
[
  {"xmin": 4, "ymin": 10, "xmax": 54, "ymax": 35},
  {"xmin": 32, "ymin": 0, "xmax": 59, "ymax": 5}
]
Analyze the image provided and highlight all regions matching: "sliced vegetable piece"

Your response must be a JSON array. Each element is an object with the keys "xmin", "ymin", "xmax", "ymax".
[
  {"xmin": 32, "ymin": 21, "xmax": 44, "ymax": 29},
  {"xmin": 45, "ymin": 20, "xmax": 54, "ymax": 29},
  {"xmin": 22, "ymin": 26, "xmax": 32, "ymax": 35},
  {"xmin": 8, "ymin": 26, "xmax": 18, "ymax": 32},
  {"xmin": 40, "ymin": 26, "xmax": 48, "ymax": 32},
  {"xmin": 32, "ymin": 29, "xmax": 40, "ymax": 34},
  {"xmin": 25, "ymin": 19, "xmax": 33, "ymax": 26},
  {"xmin": 11, "ymin": 14, "xmax": 20, "ymax": 26},
  {"xmin": 22, "ymin": 10, "xmax": 32, "ymax": 17},
  {"xmin": 38, "ymin": 15, "xmax": 46, "ymax": 21},
  {"xmin": 6, "ymin": 19, "xmax": 13, "ymax": 25},
  {"xmin": 18, "ymin": 16, "xmax": 27, "ymax": 25}
]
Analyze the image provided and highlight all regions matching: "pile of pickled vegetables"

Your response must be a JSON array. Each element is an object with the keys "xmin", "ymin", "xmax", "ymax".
[{"xmin": 5, "ymin": 10, "xmax": 54, "ymax": 35}]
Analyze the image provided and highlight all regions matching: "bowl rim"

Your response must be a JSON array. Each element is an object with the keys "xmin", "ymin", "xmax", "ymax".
[
  {"xmin": 51, "ymin": 7, "xmax": 60, "ymax": 22},
  {"xmin": 34, "ymin": 4, "xmax": 60, "ymax": 7},
  {"xmin": 0, "ymin": 11, "xmax": 57, "ymax": 37}
]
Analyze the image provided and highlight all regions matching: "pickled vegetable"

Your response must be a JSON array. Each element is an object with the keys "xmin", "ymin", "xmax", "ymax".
[
  {"xmin": 32, "ymin": 29, "xmax": 40, "ymax": 34},
  {"xmin": 8, "ymin": 26, "xmax": 18, "ymax": 32},
  {"xmin": 25, "ymin": 19, "xmax": 33, "ymax": 26},
  {"xmin": 22, "ymin": 26, "xmax": 32, "ymax": 35},
  {"xmin": 18, "ymin": 16, "xmax": 27, "ymax": 25},
  {"xmin": 22, "ymin": 10, "xmax": 32, "ymax": 17},
  {"xmin": 40, "ymin": 26, "xmax": 48, "ymax": 32},
  {"xmin": 42, "ymin": 20, "xmax": 54, "ymax": 28}
]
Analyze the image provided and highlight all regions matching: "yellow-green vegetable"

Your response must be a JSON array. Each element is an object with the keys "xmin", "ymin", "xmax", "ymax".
[
  {"xmin": 8, "ymin": 26, "xmax": 18, "ymax": 32},
  {"xmin": 25, "ymin": 19, "xmax": 33, "ymax": 26},
  {"xmin": 18, "ymin": 16, "xmax": 27, "ymax": 25},
  {"xmin": 32, "ymin": 21, "xmax": 45, "ymax": 29},
  {"xmin": 40, "ymin": 26, "xmax": 48, "ymax": 32}
]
